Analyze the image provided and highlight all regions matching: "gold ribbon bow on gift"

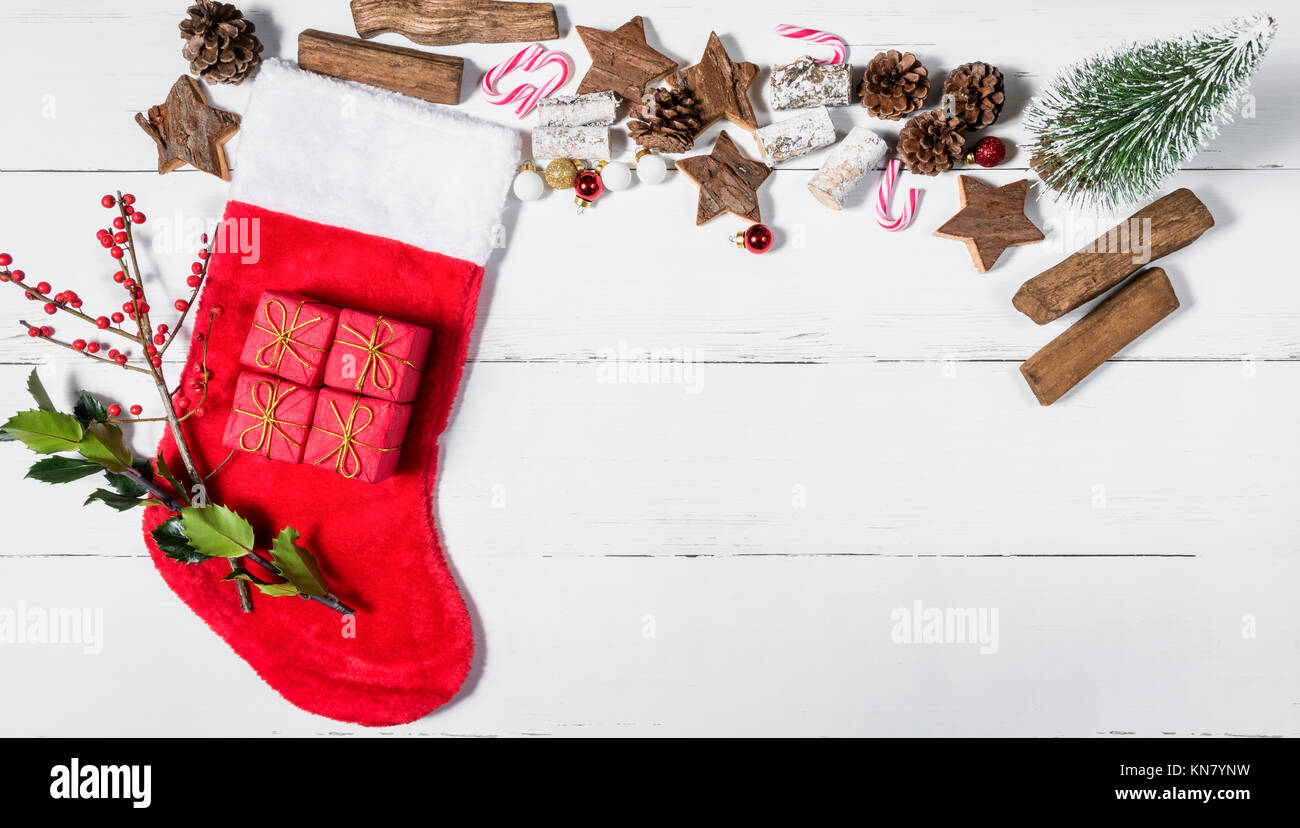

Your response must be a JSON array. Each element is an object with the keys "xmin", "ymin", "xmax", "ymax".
[
  {"xmin": 310, "ymin": 396, "xmax": 397, "ymax": 479},
  {"xmin": 252, "ymin": 297, "xmax": 326, "ymax": 375},
  {"xmin": 234, "ymin": 378, "xmax": 306, "ymax": 458},
  {"xmin": 333, "ymin": 316, "xmax": 419, "ymax": 393}
]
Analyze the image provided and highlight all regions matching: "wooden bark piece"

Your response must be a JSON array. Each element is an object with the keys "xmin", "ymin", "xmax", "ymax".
[
  {"xmin": 135, "ymin": 75, "xmax": 240, "ymax": 181},
  {"xmin": 673, "ymin": 32, "xmax": 759, "ymax": 133},
  {"xmin": 753, "ymin": 107, "xmax": 835, "ymax": 166},
  {"xmin": 1020, "ymin": 267, "xmax": 1180, "ymax": 405},
  {"xmin": 536, "ymin": 91, "xmax": 618, "ymax": 126},
  {"xmin": 933, "ymin": 177, "xmax": 1044, "ymax": 272},
  {"xmin": 350, "ymin": 0, "xmax": 558, "ymax": 46},
  {"xmin": 576, "ymin": 16, "xmax": 677, "ymax": 104},
  {"xmin": 769, "ymin": 55, "xmax": 851, "ymax": 110},
  {"xmin": 531, "ymin": 126, "xmax": 610, "ymax": 160},
  {"xmin": 808, "ymin": 127, "xmax": 888, "ymax": 210},
  {"xmin": 1012, "ymin": 189, "xmax": 1214, "ymax": 325},
  {"xmin": 675, "ymin": 130, "xmax": 770, "ymax": 224},
  {"xmin": 298, "ymin": 29, "xmax": 463, "ymax": 105}
]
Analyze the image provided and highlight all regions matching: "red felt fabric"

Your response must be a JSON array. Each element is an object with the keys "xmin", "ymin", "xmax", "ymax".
[{"xmin": 141, "ymin": 201, "xmax": 481, "ymax": 726}]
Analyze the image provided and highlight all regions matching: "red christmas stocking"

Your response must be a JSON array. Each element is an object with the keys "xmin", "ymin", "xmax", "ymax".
[{"xmin": 141, "ymin": 60, "xmax": 518, "ymax": 725}]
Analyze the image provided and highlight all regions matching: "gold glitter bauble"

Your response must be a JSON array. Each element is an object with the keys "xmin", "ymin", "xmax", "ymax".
[{"xmin": 544, "ymin": 158, "xmax": 580, "ymax": 190}]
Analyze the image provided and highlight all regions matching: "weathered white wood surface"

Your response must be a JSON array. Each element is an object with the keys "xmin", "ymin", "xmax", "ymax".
[{"xmin": 0, "ymin": 0, "xmax": 1296, "ymax": 736}]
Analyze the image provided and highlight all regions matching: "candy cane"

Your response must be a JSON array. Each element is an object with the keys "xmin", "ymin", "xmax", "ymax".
[
  {"xmin": 481, "ymin": 43, "xmax": 573, "ymax": 119},
  {"xmin": 774, "ymin": 24, "xmax": 847, "ymax": 65},
  {"xmin": 875, "ymin": 158, "xmax": 918, "ymax": 231}
]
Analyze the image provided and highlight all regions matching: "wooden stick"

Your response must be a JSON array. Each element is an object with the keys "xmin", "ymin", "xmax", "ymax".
[
  {"xmin": 298, "ymin": 29, "xmax": 463, "ymax": 105},
  {"xmin": 1013, "ymin": 189, "xmax": 1212, "ymax": 324},
  {"xmin": 350, "ymin": 0, "xmax": 558, "ymax": 46},
  {"xmin": 1020, "ymin": 267, "xmax": 1180, "ymax": 406}
]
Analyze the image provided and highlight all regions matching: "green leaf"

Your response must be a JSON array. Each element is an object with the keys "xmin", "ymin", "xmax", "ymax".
[
  {"xmin": 2, "ymin": 410, "xmax": 83, "ymax": 453},
  {"xmin": 267, "ymin": 527, "xmax": 329, "ymax": 597},
  {"xmin": 77, "ymin": 421, "xmax": 133, "ymax": 472},
  {"xmin": 26, "ymin": 456, "xmax": 102, "ymax": 484},
  {"xmin": 152, "ymin": 516, "xmax": 209, "ymax": 564},
  {"xmin": 224, "ymin": 571, "xmax": 301, "ymax": 597},
  {"xmin": 84, "ymin": 488, "xmax": 144, "ymax": 511},
  {"xmin": 181, "ymin": 504, "xmax": 254, "ymax": 559},
  {"xmin": 104, "ymin": 471, "xmax": 147, "ymax": 499},
  {"xmin": 26, "ymin": 369, "xmax": 55, "ymax": 412},
  {"xmin": 73, "ymin": 391, "xmax": 108, "ymax": 426},
  {"xmin": 154, "ymin": 454, "xmax": 190, "ymax": 505}
]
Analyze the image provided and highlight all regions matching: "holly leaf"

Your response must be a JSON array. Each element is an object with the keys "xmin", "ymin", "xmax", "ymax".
[
  {"xmin": 154, "ymin": 454, "xmax": 190, "ymax": 505},
  {"xmin": 2, "ymin": 410, "xmax": 83, "ymax": 453},
  {"xmin": 73, "ymin": 391, "xmax": 108, "ymax": 426},
  {"xmin": 84, "ymin": 488, "xmax": 144, "ymax": 511},
  {"xmin": 26, "ymin": 456, "xmax": 102, "ymax": 484},
  {"xmin": 151, "ymin": 516, "xmax": 209, "ymax": 564},
  {"xmin": 224, "ymin": 571, "xmax": 302, "ymax": 597},
  {"xmin": 267, "ymin": 527, "xmax": 329, "ymax": 597},
  {"xmin": 77, "ymin": 421, "xmax": 133, "ymax": 472},
  {"xmin": 180, "ymin": 504, "xmax": 254, "ymax": 558},
  {"xmin": 104, "ymin": 471, "xmax": 147, "ymax": 499},
  {"xmin": 26, "ymin": 369, "xmax": 55, "ymax": 412}
]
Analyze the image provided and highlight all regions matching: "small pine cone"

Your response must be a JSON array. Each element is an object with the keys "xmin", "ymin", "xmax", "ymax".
[
  {"xmin": 941, "ymin": 62, "xmax": 1005, "ymax": 130},
  {"xmin": 627, "ymin": 84, "xmax": 702, "ymax": 154},
  {"xmin": 898, "ymin": 110, "xmax": 967, "ymax": 176},
  {"xmin": 179, "ymin": 1, "xmax": 264, "ymax": 86},
  {"xmin": 857, "ymin": 50, "xmax": 929, "ymax": 120}
]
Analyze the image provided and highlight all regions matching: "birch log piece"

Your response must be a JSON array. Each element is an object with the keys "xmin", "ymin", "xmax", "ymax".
[
  {"xmin": 297, "ymin": 29, "xmax": 463, "ymax": 104},
  {"xmin": 536, "ymin": 92, "xmax": 618, "ymax": 127},
  {"xmin": 349, "ymin": 0, "xmax": 559, "ymax": 46},
  {"xmin": 531, "ymin": 126, "xmax": 610, "ymax": 161},
  {"xmin": 807, "ymin": 127, "xmax": 887, "ymax": 210},
  {"xmin": 753, "ymin": 107, "xmax": 835, "ymax": 166},
  {"xmin": 1013, "ymin": 188, "xmax": 1213, "ymax": 324},
  {"xmin": 769, "ymin": 56, "xmax": 852, "ymax": 110},
  {"xmin": 1020, "ymin": 267, "xmax": 1181, "ymax": 405}
]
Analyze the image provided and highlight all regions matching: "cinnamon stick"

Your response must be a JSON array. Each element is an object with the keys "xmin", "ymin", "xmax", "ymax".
[
  {"xmin": 1020, "ymin": 267, "xmax": 1180, "ymax": 406},
  {"xmin": 350, "ymin": 0, "xmax": 558, "ymax": 46},
  {"xmin": 297, "ymin": 29, "xmax": 463, "ymax": 105},
  {"xmin": 1013, "ymin": 189, "xmax": 1212, "ymax": 324}
]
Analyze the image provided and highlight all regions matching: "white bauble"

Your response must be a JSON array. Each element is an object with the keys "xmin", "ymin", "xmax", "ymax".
[
  {"xmin": 512, "ymin": 168, "xmax": 545, "ymax": 201},
  {"xmin": 600, "ymin": 160, "xmax": 632, "ymax": 191},
  {"xmin": 636, "ymin": 153, "xmax": 668, "ymax": 185}
]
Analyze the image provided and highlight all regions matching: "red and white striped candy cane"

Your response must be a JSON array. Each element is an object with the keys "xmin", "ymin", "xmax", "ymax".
[
  {"xmin": 876, "ymin": 158, "xmax": 918, "ymax": 232},
  {"xmin": 774, "ymin": 24, "xmax": 847, "ymax": 65},
  {"xmin": 481, "ymin": 43, "xmax": 573, "ymax": 119}
]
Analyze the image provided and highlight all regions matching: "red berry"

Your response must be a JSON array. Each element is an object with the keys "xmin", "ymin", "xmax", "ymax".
[
  {"xmin": 113, "ymin": 231, "xmax": 127, "ymax": 244},
  {"xmin": 129, "ymin": 405, "xmax": 142, "ymax": 415},
  {"xmin": 36, "ymin": 281, "xmax": 51, "ymax": 294},
  {"xmin": 146, "ymin": 345, "xmax": 157, "ymax": 356},
  {"xmin": 138, "ymin": 302, "xmax": 150, "ymax": 314},
  {"xmin": 9, "ymin": 270, "xmax": 23, "ymax": 282},
  {"xmin": 26, "ymin": 327, "xmax": 39, "ymax": 337},
  {"xmin": 72, "ymin": 339, "xmax": 86, "ymax": 350},
  {"xmin": 186, "ymin": 377, "xmax": 202, "ymax": 391},
  {"xmin": 175, "ymin": 396, "xmax": 190, "ymax": 410},
  {"xmin": 111, "ymin": 312, "xmax": 124, "ymax": 323},
  {"xmin": 197, "ymin": 249, "xmax": 209, "ymax": 260},
  {"xmin": 191, "ymin": 262, "xmax": 204, "ymax": 275},
  {"xmin": 186, "ymin": 275, "xmax": 202, "ymax": 288},
  {"xmin": 43, "ymin": 303, "xmax": 56, "ymax": 315},
  {"xmin": 157, "ymin": 323, "xmax": 169, "ymax": 333},
  {"xmin": 86, "ymin": 342, "xmax": 100, "ymax": 354},
  {"xmin": 99, "ymin": 237, "xmax": 114, "ymax": 249},
  {"xmin": 114, "ymin": 355, "xmax": 127, "ymax": 365},
  {"xmin": 110, "ymin": 247, "xmax": 124, "ymax": 259},
  {"xmin": 174, "ymin": 300, "xmax": 189, "ymax": 312},
  {"xmin": 122, "ymin": 194, "xmax": 135, "ymax": 205},
  {"xmin": 193, "ymin": 406, "xmax": 207, "ymax": 418},
  {"xmin": 95, "ymin": 316, "xmax": 109, "ymax": 328},
  {"xmin": 151, "ymin": 356, "xmax": 163, "ymax": 367},
  {"xmin": 130, "ymin": 212, "xmax": 146, "ymax": 224},
  {"xmin": 112, "ymin": 217, "xmax": 125, "ymax": 230},
  {"xmin": 122, "ymin": 301, "xmax": 135, "ymax": 314},
  {"xmin": 40, "ymin": 325, "xmax": 53, "ymax": 337},
  {"xmin": 0, "ymin": 254, "xmax": 11, "ymax": 267},
  {"xmin": 193, "ymin": 332, "xmax": 205, "ymax": 344},
  {"xmin": 70, "ymin": 299, "xmax": 83, "ymax": 309},
  {"xmin": 107, "ymin": 404, "xmax": 122, "ymax": 417},
  {"xmin": 101, "ymin": 195, "xmax": 116, "ymax": 208},
  {"xmin": 123, "ymin": 205, "xmax": 134, "ymax": 215},
  {"xmin": 210, "ymin": 305, "xmax": 223, "ymax": 317},
  {"xmin": 154, "ymin": 333, "xmax": 166, "ymax": 345},
  {"xmin": 107, "ymin": 348, "xmax": 119, "ymax": 358}
]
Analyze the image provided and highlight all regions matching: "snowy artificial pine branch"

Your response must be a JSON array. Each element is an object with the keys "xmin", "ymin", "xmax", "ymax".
[{"xmin": 1025, "ymin": 14, "xmax": 1277, "ymax": 211}]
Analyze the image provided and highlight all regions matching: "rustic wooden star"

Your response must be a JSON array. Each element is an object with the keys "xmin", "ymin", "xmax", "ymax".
[
  {"xmin": 575, "ymin": 16, "xmax": 677, "ymax": 104},
  {"xmin": 933, "ymin": 177, "xmax": 1045, "ymax": 272},
  {"xmin": 675, "ymin": 130, "xmax": 770, "ymax": 225},
  {"xmin": 135, "ymin": 75, "xmax": 241, "ymax": 181},
  {"xmin": 673, "ymin": 31, "xmax": 758, "ymax": 133}
]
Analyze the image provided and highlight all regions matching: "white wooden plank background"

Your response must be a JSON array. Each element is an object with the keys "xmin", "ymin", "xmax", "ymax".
[{"xmin": 0, "ymin": 0, "xmax": 1296, "ymax": 736}]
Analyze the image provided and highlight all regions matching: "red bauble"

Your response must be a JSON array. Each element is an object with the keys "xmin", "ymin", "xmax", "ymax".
[
  {"xmin": 970, "ymin": 136, "xmax": 1006, "ymax": 168},
  {"xmin": 737, "ymin": 223, "xmax": 774, "ymax": 254},
  {"xmin": 573, "ymin": 170, "xmax": 603, "ymax": 206}
]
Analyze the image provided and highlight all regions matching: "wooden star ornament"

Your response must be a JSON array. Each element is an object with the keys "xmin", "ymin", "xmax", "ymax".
[
  {"xmin": 576, "ymin": 16, "xmax": 677, "ymax": 104},
  {"xmin": 673, "ymin": 31, "xmax": 758, "ymax": 133},
  {"xmin": 933, "ymin": 177, "xmax": 1045, "ymax": 272},
  {"xmin": 675, "ymin": 131, "xmax": 770, "ymax": 225},
  {"xmin": 136, "ymin": 75, "xmax": 241, "ymax": 181}
]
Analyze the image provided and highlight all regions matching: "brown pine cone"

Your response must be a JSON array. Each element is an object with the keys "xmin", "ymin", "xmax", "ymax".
[
  {"xmin": 857, "ymin": 50, "xmax": 929, "ymax": 120},
  {"xmin": 627, "ymin": 84, "xmax": 702, "ymax": 154},
  {"xmin": 179, "ymin": 1, "xmax": 263, "ymax": 86},
  {"xmin": 941, "ymin": 62, "xmax": 1005, "ymax": 130},
  {"xmin": 898, "ymin": 110, "xmax": 967, "ymax": 176}
]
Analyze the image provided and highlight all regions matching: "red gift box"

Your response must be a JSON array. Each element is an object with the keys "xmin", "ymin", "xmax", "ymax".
[
  {"xmin": 323, "ymin": 309, "xmax": 431, "ymax": 403},
  {"xmin": 303, "ymin": 388, "xmax": 412, "ymax": 483},
  {"xmin": 239, "ymin": 290, "xmax": 340, "ymax": 386},
  {"xmin": 221, "ymin": 371, "xmax": 318, "ymax": 464}
]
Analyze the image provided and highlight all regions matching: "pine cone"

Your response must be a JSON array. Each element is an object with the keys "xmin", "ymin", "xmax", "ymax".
[
  {"xmin": 898, "ymin": 110, "xmax": 967, "ymax": 176},
  {"xmin": 857, "ymin": 50, "xmax": 929, "ymax": 120},
  {"xmin": 627, "ymin": 85, "xmax": 702, "ymax": 154},
  {"xmin": 179, "ymin": 1, "xmax": 263, "ymax": 86},
  {"xmin": 941, "ymin": 62, "xmax": 1005, "ymax": 130}
]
